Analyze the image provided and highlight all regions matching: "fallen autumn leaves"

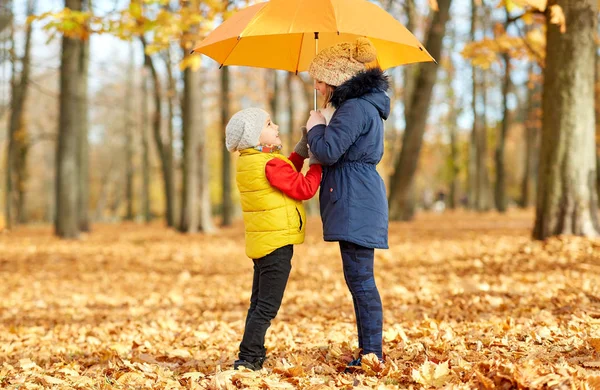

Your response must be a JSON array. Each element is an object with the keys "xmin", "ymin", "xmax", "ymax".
[{"xmin": 1, "ymin": 210, "xmax": 600, "ymax": 389}]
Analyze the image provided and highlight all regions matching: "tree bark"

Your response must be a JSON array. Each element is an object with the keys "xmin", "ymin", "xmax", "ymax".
[
  {"xmin": 520, "ymin": 65, "xmax": 540, "ymax": 208},
  {"xmin": 141, "ymin": 67, "xmax": 151, "ymax": 223},
  {"xmin": 533, "ymin": 0, "xmax": 600, "ymax": 239},
  {"xmin": 125, "ymin": 42, "xmax": 135, "ymax": 220},
  {"xmin": 6, "ymin": 0, "xmax": 33, "ymax": 228},
  {"xmin": 268, "ymin": 69, "xmax": 278, "ymax": 123},
  {"xmin": 141, "ymin": 37, "xmax": 174, "ymax": 226},
  {"xmin": 197, "ymin": 68, "xmax": 214, "ymax": 232},
  {"xmin": 221, "ymin": 66, "xmax": 233, "ymax": 226},
  {"xmin": 286, "ymin": 72, "xmax": 295, "ymax": 151},
  {"xmin": 55, "ymin": 0, "xmax": 82, "ymax": 238},
  {"xmin": 494, "ymin": 10, "xmax": 511, "ymax": 213},
  {"xmin": 77, "ymin": 0, "xmax": 90, "ymax": 231},
  {"xmin": 388, "ymin": 0, "xmax": 452, "ymax": 221},
  {"xmin": 477, "ymin": 69, "xmax": 492, "ymax": 211},
  {"xmin": 403, "ymin": 0, "xmax": 417, "ymax": 117},
  {"xmin": 180, "ymin": 58, "xmax": 200, "ymax": 233},
  {"xmin": 163, "ymin": 50, "xmax": 177, "ymax": 227}
]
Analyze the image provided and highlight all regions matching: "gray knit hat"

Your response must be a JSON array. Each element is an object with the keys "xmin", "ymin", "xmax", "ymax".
[{"xmin": 225, "ymin": 108, "xmax": 269, "ymax": 152}]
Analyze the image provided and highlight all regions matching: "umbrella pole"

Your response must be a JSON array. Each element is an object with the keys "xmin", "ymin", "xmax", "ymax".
[{"xmin": 314, "ymin": 32, "xmax": 319, "ymax": 111}]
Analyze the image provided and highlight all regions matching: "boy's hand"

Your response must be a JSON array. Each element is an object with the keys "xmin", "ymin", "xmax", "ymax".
[
  {"xmin": 293, "ymin": 126, "xmax": 309, "ymax": 158},
  {"xmin": 307, "ymin": 110, "xmax": 326, "ymax": 131}
]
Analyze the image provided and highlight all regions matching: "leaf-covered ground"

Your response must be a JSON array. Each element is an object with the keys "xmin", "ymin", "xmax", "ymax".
[{"xmin": 1, "ymin": 211, "xmax": 600, "ymax": 389}]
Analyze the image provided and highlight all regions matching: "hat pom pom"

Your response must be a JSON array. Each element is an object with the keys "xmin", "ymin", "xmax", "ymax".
[{"xmin": 354, "ymin": 37, "xmax": 377, "ymax": 63}]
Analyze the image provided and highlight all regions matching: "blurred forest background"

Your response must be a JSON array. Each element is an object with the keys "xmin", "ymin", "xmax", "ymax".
[{"xmin": 2, "ymin": 0, "xmax": 597, "ymax": 239}]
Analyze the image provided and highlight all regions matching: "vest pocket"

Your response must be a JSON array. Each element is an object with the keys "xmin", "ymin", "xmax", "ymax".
[{"xmin": 295, "ymin": 207, "xmax": 303, "ymax": 232}]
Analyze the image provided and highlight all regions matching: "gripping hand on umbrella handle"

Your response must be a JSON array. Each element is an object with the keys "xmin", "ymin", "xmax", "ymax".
[{"xmin": 307, "ymin": 110, "xmax": 326, "ymax": 131}]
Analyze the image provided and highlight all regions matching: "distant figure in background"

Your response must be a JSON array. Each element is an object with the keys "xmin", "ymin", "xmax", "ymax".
[
  {"xmin": 433, "ymin": 190, "xmax": 446, "ymax": 213},
  {"xmin": 225, "ymin": 108, "xmax": 322, "ymax": 371}
]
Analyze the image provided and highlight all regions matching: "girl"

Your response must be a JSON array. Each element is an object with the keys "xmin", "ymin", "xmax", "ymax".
[{"xmin": 306, "ymin": 37, "xmax": 390, "ymax": 368}]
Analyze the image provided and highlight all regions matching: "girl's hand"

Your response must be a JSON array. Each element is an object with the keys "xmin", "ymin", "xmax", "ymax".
[
  {"xmin": 307, "ymin": 110, "xmax": 326, "ymax": 131},
  {"xmin": 319, "ymin": 105, "xmax": 336, "ymax": 125}
]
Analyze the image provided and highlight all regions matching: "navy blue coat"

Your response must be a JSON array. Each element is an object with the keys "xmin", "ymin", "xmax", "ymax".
[{"xmin": 307, "ymin": 69, "xmax": 390, "ymax": 249}]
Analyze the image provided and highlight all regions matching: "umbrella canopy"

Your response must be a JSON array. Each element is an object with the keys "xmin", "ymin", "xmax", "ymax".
[{"xmin": 192, "ymin": 0, "xmax": 435, "ymax": 73}]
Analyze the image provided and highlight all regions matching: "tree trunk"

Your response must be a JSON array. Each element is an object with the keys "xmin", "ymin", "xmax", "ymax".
[
  {"xmin": 163, "ymin": 50, "xmax": 177, "ymax": 227},
  {"xmin": 533, "ymin": 0, "xmax": 600, "ymax": 239},
  {"xmin": 388, "ymin": 0, "xmax": 452, "ymax": 221},
  {"xmin": 5, "ymin": 0, "xmax": 33, "ymax": 228},
  {"xmin": 125, "ymin": 42, "xmax": 135, "ymax": 220},
  {"xmin": 77, "ymin": 0, "xmax": 90, "ymax": 231},
  {"xmin": 477, "ymin": 69, "xmax": 491, "ymax": 211},
  {"xmin": 180, "ymin": 59, "xmax": 200, "ymax": 233},
  {"xmin": 55, "ymin": 0, "xmax": 82, "ymax": 238},
  {"xmin": 445, "ymin": 27, "xmax": 460, "ymax": 210},
  {"xmin": 15, "ymin": 141, "xmax": 29, "ymax": 224},
  {"xmin": 197, "ymin": 68, "xmax": 214, "ymax": 232},
  {"xmin": 268, "ymin": 69, "xmax": 278, "ymax": 123},
  {"xmin": 221, "ymin": 66, "xmax": 233, "ymax": 226},
  {"xmin": 286, "ymin": 72, "xmax": 295, "ymax": 151},
  {"xmin": 141, "ymin": 68, "xmax": 151, "ymax": 223},
  {"xmin": 141, "ymin": 37, "xmax": 174, "ymax": 226},
  {"xmin": 494, "ymin": 10, "xmax": 511, "ymax": 213},
  {"xmin": 403, "ymin": 0, "xmax": 417, "ymax": 117},
  {"xmin": 521, "ymin": 65, "xmax": 539, "ymax": 208}
]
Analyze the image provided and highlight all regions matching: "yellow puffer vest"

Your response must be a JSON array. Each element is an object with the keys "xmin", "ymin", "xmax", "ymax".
[{"xmin": 237, "ymin": 149, "xmax": 306, "ymax": 259}]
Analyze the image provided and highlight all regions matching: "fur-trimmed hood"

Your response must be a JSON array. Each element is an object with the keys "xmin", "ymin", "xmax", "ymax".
[{"xmin": 330, "ymin": 68, "xmax": 390, "ymax": 120}]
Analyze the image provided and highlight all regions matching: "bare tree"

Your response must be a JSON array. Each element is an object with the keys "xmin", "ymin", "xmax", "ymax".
[
  {"xmin": 55, "ymin": 0, "xmax": 83, "ymax": 238},
  {"xmin": 388, "ymin": 0, "xmax": 453, "ymax": 221},
  {"xmin": 221, "ymin": 66, "xmax": 233, "ymax": 226}
]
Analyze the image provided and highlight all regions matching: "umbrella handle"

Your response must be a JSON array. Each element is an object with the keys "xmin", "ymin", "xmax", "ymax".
[{"xmin": 314, "ymin": 32, "xmax": 319, "ymax": 111}]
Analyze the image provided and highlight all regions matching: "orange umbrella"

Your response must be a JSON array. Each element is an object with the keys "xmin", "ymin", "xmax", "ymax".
[{"xmin": 192, "ymin": 0, "xmax": 436, "ymax": 73}]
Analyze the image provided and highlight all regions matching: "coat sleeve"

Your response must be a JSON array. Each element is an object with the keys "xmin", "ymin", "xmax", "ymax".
[
  {"xmin": 265, "ymin": 158, "xmax": 322, "ymax": 201},
  {"xmin": 287, "ymin": 151, "xmax": 306, "ymax": 172},
  {"xmin": 307, "ymin": 101, "xmax": 365, "ymax": 165}
]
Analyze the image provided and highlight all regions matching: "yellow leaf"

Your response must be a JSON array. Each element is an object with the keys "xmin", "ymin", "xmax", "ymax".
[
  {"xmin": 505, "ymin": 0, "xmax": 518, "ymax": 13},
  {"xmin": 549, "ymin": 5, "xmax": 566, "ymax": 33},
  {"xmin": 129, "ymin": 2, "xmax": 142, "ymax": 19},
  {"xmin": 428, "ymin": 0, "xmax": 439, "ymax": 11},
  {"xmin": 412, "ymin": 360, "xmax": 452, "ymax": 388},
  {"xmin": 511, "ymin": 0, "xmax": 546, "ymax": 11},
  {"xmin": 180, "ymin": 55, "xmax": 201, "ymax": 71},
  {"xmin": 522, "ymin": 12, "xmax": 534, "ymax": 25}
]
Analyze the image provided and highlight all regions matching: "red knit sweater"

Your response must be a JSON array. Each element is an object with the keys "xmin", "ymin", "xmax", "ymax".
[{"xmin": 265, "ymin": 152, "xmax": 322, "ymax": 201}]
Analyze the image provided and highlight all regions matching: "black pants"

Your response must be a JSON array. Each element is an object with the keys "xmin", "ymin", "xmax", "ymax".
[
  {"xmin": 340, "ymin": 241, "xmax": 383, "ymax": 359},
  {"xmin": 239, "ymin": 245, "xmax": 293, "ymax": 362}
]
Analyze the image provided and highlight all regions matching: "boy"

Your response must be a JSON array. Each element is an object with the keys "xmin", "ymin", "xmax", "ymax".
[{"xmin": 225, "ymin": 108, "xmax": 321, "ymax": 370}]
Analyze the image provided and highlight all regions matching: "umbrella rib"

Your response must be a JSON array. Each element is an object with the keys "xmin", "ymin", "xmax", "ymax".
[
  {"xmin": 294, "ymin": 33, "xmax": 305, "ymax": 75},
  {"xmin": 219, "ymin": 36, "xmax": 242, "ymax": 69}
]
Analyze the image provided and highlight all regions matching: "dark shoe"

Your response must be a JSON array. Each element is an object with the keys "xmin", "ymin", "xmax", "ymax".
[
  {"xmin": 234, "ymin": 357, "xmax": 266, "ymax": 371},
  {"xmin": 344, "ymin": 356, "xmax": 385, "ymax": 373},
  {"xmin": 344, "ymin": 357, "xmax": 362, "ymax": 373}
]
